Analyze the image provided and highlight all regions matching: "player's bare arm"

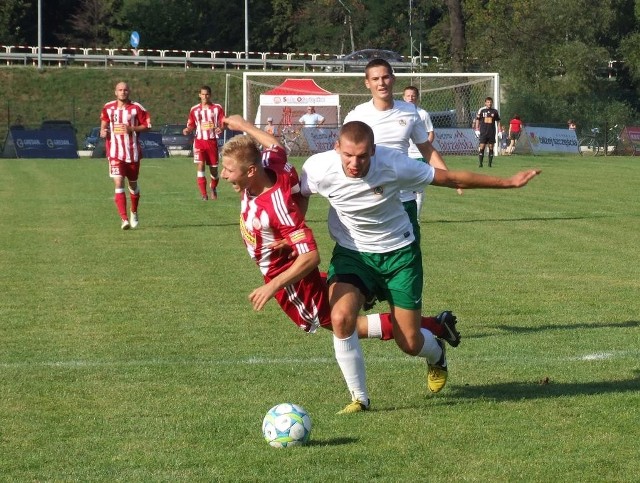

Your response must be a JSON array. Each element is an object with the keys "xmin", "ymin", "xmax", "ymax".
[
  {"xmin": 416, "ymin": 141, "xmax": 463, "ymax": 194},
  {"xmin": 248, "ymin": 250, "xmax": 320, "ymax": 311},
  {"xmin": 432, "ymin": 168, "xmax": 541, "ymax": 189},
  {"xmin": 224, "ymin": 114, "xmax": 283, "ymax": 150}
]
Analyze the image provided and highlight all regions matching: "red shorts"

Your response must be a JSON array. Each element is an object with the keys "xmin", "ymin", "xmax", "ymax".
[
  {"xmin": 194, "ymin": 141, "xmax": 219, "ymax": 166},
  {"xmin": 108, "ymin": 159, "xmax": 140, "ymax": 180},
  {"xmin": 270, "ymin": 268, "xmax": 332, "ymax": 333}
]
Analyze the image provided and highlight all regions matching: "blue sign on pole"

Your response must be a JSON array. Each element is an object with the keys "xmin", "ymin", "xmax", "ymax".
[{"xmin": 130, "ymin": 31, "xmax": 140, "ymax": 48}]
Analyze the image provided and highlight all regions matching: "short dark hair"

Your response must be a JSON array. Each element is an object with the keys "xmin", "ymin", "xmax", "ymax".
[
  {"xmin": 365, "ymin": 58, "xmax": 394, "ymax": 78},
  {"xmin": 404, "ymin": 85, "xmax": 419, "ymax": 97},
  {"xmin": 200, "ymin": 85, "xmax": 212, "ymax": 94},
  {"xmin": 339, "ymin": 121, "xmax": 375, "ymax": 149}
]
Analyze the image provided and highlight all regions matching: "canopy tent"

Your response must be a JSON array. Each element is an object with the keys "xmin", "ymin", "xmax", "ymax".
[{"xmin": 257, "ymin": 79, "xmax": 340, "ymax": 128}]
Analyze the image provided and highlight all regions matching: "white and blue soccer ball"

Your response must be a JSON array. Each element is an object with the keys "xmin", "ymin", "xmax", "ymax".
[{"xmin": 262, "ymin": 403, "xmax": 312, "ymax": 448}]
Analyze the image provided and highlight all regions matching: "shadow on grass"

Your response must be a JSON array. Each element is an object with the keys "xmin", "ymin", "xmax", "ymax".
[
  {"xmin": 306, "ymin": 437, "xmax": 358, "ymax": 447},
  {"xmin": 447, "ymin": 371, "xmax": 640, "ymax": 402},
  {"xmin": 424, "ymin": 214, "xmax": 611, "ymax": 225},
  {"xmin": 469, "ymin": 320, "xmax": 639, "ymax": 341},
  {"xmin": 498, "ymin": 319, "xmax": 640, "ymax": 333}
]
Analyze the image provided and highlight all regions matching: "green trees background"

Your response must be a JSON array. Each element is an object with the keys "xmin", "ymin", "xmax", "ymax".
[{"xmin": 3, "ymin": 0, "xmax": 640, "ymax": 128}]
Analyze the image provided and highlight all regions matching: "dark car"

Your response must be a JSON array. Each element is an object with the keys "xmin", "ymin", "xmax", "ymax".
[
  {"xmin": 41, "ymin": 120, "xmax": 76, "ymax": 132},
  {"xmin": 160, "ymin": 123, "xmax": 193, "ymax": 152},
  {"xmin": 84, "ymin": 126, "xmax": 101, "ymax": 150},
  {"xmin": 326, "ymin": 49, "xmax": 406, "ymax": 73}
]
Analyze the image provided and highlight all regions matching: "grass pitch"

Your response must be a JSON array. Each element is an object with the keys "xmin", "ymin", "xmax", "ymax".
[{"xmin": 0, "ymin": 154, "xmax": 638, "ymax": 481}]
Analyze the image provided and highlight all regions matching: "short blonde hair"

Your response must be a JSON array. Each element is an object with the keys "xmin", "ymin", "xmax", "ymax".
[{"xmin": 221, "ymin": 135, "xmax": 261, "ymax": 170}]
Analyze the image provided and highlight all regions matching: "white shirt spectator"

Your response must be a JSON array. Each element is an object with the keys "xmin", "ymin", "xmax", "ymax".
[{"xmin": 299, "ymin": 107, "xmax": 325, "ymax": 127}]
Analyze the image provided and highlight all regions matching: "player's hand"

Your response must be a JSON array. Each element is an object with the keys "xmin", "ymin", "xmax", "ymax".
[
  {"xmin": 456, "ymin": 188, "xmax": 463, "ymax": 195},
  {"xmin": 474, "ymin": 130, "xmax": 480, "ymax": 139},
  {"xmin": 249, "ymin": 284, "xmax": 278, "ymax": 311},
  {"xmin": 268, "ymin": 239, "xmax": 299, "ymax": 259},
  {"xmin": 510, "ymin": 169, "xmax": 542, "ymax": 187}
]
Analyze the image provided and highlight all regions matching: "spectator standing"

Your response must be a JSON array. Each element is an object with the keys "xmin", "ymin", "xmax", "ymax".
[
  {"xmin": 507, "ymin": 115, "xmax": 524, "ymax": 154},
  {"xmin": 568, "ymin": 119, "xmax": 577, "ymax": 130},
  {"xmin": 403, "ymin": 85, "xmax": 436, "ymax": 216},
  {"xmin": 264, "ymin": 117, "xmax": 278, "ymax": 136},
  {"xmin": 299, "ymin": 106, "xmax": 325, "ymax": 127},
  {"xmin": 183, "ymin": 85, "xmax": 225, "ymax": 201},
  {"xmin": 474, "ymin": 97, "xmax": 501, "ymax": 167},
  {"xmin": 499, "ymin": 126, "xmax": 509, "ymax": 155},
  {"xmin": 100, "ymin": 81, "xmax": 151, "ymax": 230}
]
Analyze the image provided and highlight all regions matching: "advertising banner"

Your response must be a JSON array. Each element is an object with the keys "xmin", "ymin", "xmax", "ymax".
[
  {"xmin": 91, "ymin": 131, "xmax": 168, "ymax": 159},
  {"xmin": 4, "ymin": 127, "xmax": 78, "ymax": 158},
  {"xmin": 432, "ymin": 128, "xmax": 478, "ymax": 155},
  {"xmin": 618, "ymin": 126, "xmax": 640, "ymax": 155},
  {"xmin": 515, "ymin": 127, "xmax": 579, "ymax": 154}
]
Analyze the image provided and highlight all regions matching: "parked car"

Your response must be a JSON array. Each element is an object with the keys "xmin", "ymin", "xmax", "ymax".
[
  {"xmin": 41, "ymin": 119, "xmax": 76, "ymax": 132},
  {"xmin": 325, "ymin": 49, "xmax": 406, "ymax": 73},
  {"xmin": 160, "ymin": 123, "xmax": 193, "ymax": 152},
  {"xmin": 84, "ymin": 126, "xmax": 101, "ymax": 150}
]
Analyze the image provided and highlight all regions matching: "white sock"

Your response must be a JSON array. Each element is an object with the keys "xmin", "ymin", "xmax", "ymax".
[
  {"xmin": 365, "ymin": 313, "xmax": 382, "ymax": 339},
  {"xmin": 333, "ymin": 332, "xmax": 369, "ymax": 403},
  {"xmin": 417, "ymin": 328, "xmax": 445, "ymax": 365},
  {"xmin": 197, "ymin": 170, "xmax": 205, "ymax": 178}
]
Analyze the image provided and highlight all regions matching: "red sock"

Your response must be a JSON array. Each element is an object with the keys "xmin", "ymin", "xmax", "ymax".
[
  {"xmin": 379, "ymin": 313, "xmax": 394, "ymax": 341},
  {"xmin": 130, "ymin": 191, "xmax": 140, "ymax": 213},
  {"xmin": 197, "ymin": 176, "xmax": 207, "ymax": 196},
  {"xmin": 114, "ymin": 191, "xmax": 127, "ymax": 220},
  {"xmin": 210, "ymin": 178, "xmax": 219, "ymax": 192},
  {"xmin": 421, "ymin": 316, "xmax": 443, "ymax": 337}
]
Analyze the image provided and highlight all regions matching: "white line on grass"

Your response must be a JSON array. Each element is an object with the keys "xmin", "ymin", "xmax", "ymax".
[{"xmin": 0, "ymin": 350, "xmax": 637, "ymax": 370}]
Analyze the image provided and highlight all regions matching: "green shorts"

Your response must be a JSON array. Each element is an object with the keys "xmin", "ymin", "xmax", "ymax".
[
  {"xmin": 327, "ymin": 243, "xmax": 423, "ymax": 310},
  {"xmin": 402, "ymin": 199, "xmax": 420, "ymax": 244}
]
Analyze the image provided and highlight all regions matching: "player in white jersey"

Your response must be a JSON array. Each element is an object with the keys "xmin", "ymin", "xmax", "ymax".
[
  {"xmin": 403, "ymin": 85, "xmax": 435, "ymax": 216},
  {"xmin": 300, "ymin": 121, "xmax": 541, "ymax": 409},
  {"xmin": 343, "ymin": 58, "xmax": 456, "ymax": 242}
]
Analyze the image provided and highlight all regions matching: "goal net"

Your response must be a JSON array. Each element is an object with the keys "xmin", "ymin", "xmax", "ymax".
[{"xmin": 243, "ymin": 71, "xmax": 499, "ymax": 156}]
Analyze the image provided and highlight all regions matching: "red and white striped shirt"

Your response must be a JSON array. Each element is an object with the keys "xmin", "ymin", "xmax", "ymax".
[
  {"xmin": 240, "ymin": 146, "xmax": 316, "ymax": 278},
  {"xmin": 101, "ymin": 100, "xmax": 151, "ymax": 163},
  {"xmin": 186, "ymin": 102, "xmax": 225, "ymax": 148}
]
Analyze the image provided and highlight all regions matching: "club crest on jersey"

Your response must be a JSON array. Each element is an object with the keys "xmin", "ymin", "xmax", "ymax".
[
  {"xmin": 252, "ymin": 218, "xmax": 262, "ymax": 230},
  {"xmin": 373, "ymin": 186, "xmax": 384, "ymax": 196},
  {"xmin": 399, "ymin": 120, "xmax": 407, "ymax": 126}
]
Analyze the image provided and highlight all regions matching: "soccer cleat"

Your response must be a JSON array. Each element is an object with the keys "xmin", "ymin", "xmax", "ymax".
[
  {"xmin": 436, "ymin": 310, "xmax": 460, "ymax": 347},
  {"xmin": 201, "ymin": 195, "xmax": 209, "ymax": 201},
  {"xmin": 130, "ymin": 212, "xmax": 139, "ymax": 229},
  {"xmin": 121, "ymin": 219, "xmax": 130, "ymax": 230},
  {"xmin": 337, "ymin": 399, "xmax": 370, "ymax": 415},
  {"xmin": 427, "ymin": 339, "xmax": 448, "ymax": 393},
  {"xmin": 211, "ymin": 188, "xmax": 218, "ymax": 200}
]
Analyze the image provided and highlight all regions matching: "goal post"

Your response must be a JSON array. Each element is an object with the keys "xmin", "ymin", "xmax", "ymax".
[{"xmin": 243, "ymin": 71, "xmax": 499, "ymax": 155}]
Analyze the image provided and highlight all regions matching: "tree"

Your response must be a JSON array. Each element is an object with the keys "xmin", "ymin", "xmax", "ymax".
[{"xmin": 0, "ymin": 0, "xmax": 32, "ymax": 45}]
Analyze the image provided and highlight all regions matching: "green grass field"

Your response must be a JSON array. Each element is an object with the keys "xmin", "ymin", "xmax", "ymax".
[{"xmin": 1, "ymin": 154, "xmax": 638, "ymax": 482}]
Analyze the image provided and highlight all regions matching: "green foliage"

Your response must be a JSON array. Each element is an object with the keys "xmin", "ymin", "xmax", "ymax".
[
  {"xmin": 0, "ymin": 0, "xmax": 32, "ymax": 44},
  {"xmin": 0, "ymin": 155, "xmax": 639, "ymax": 480}
]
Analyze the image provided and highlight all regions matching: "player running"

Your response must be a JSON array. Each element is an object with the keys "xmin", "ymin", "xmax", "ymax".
[{"xmin": 183, "ymin": 85, "xmax": 225, "ymax": 200}]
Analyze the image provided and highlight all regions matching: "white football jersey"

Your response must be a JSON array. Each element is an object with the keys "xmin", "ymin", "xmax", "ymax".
[
  {"xmin": 344, "ymin": 100, "xmax": 428, "ymax": 202},
  {"xmin": 301, "ymin": 145, "xmax": 435, "ymax": 253}
]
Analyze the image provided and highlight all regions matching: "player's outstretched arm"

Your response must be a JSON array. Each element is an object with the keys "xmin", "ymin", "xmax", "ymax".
[
  {"xmin": 223, "ymin": 114, "xmax": 284, "ymax": 149},
  {"xmin": 248, "ymin": 250, "xmax": 320, "ymax": 311},
  {"xmin": 432, "ymin": 168, "xmax": 541, "ymax": 189}
]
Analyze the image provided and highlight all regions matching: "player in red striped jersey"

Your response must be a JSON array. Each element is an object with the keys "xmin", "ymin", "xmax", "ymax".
[
  {"xmin": 183, "ymin": 86, "xmax": 225, "ymax": 200},
  {"xmin": 100, "ymin": 81, "xmax": 151, "ymax": 230},
  {"xmin": 221, "ymin": 114, "xmax": 459, "ymax": 414}
]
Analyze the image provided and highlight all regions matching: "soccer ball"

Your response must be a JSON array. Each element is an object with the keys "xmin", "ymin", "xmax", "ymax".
[{"xmin": 262, "ymin": 403, "xmax": 312, "ymax": 448}]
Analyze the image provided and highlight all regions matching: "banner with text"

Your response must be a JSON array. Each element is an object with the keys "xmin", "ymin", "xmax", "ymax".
[
  {"xmin": 515, "ymin": 127, "xmax": 579, "ymax": 154},
  {"xmin": 4, "ymin": 127, "xmax": 79, "ymax": 158},
  {"xmin": 432, "ymin": 128, "xmax": 478, "ymax": 155}
]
